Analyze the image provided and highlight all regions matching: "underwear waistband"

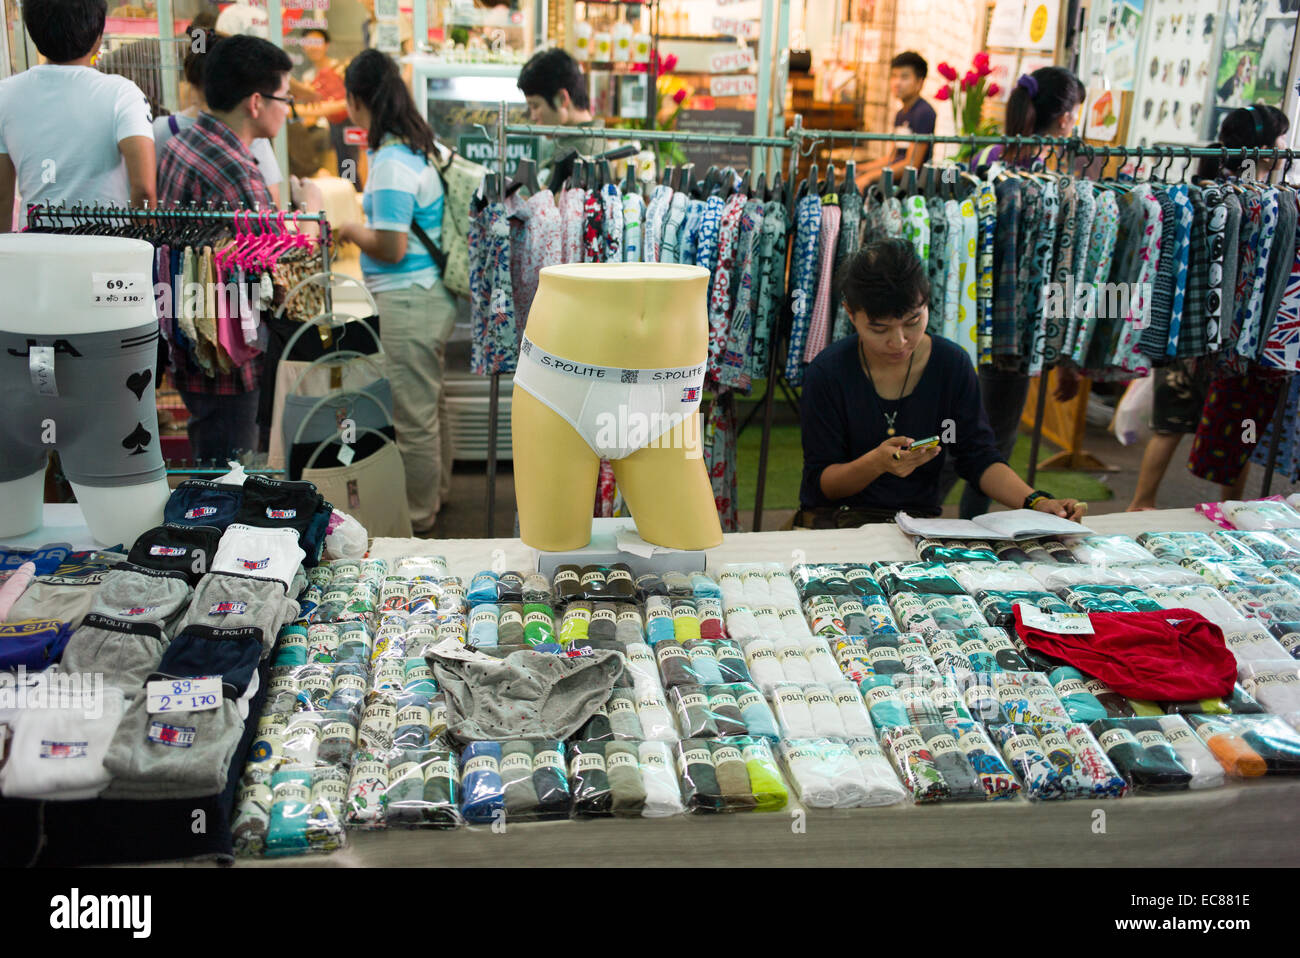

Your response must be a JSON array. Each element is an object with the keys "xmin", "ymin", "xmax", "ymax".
[
  {"xmin": 519, "ymin": 336, "xmax": 705, "ymax": 386},
  {"xmin": 0, "ymin": 322, "xmax": 159, "ymax": 361}
]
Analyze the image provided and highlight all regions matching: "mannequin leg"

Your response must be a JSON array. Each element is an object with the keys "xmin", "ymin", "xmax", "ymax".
[
  {"xmin": 613, "ymin": 417, "xmax": 723, "ymax": 550},
  {"xmin": 69, "ymin": 480, "xmax": 170, "ymax": 548},
  {"xmin": 512, "ymin": 388, "xmax": 602, "ymax": 551},
  {"xmin": 0, "ymin": 470, "xmax": 46, "ymax": 538}
]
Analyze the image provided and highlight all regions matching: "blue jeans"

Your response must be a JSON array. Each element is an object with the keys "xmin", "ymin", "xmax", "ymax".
[{"xmin": 180, "ymin": 390, "xmax": 260, "ymax": 465}]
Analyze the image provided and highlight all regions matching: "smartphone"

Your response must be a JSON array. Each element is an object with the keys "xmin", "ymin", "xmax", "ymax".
[{"xmin": 908, "ymin": 436, "xmax": 941, "ymax": 451}]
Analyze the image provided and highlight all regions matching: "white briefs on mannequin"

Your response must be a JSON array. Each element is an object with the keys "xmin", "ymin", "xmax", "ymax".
[{"xmin": 512, "ymin": 336, "xmax": 706, "ymax": 461}]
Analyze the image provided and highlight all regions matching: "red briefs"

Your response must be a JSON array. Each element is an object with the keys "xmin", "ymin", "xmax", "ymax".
[{"xmin": 1013, "ymin": 606, "xmax": 1237, "ymax": 701}]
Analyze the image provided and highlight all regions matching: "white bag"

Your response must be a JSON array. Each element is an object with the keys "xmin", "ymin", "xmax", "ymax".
[{"xmin": 1112, "ymin": 374, "xmax": 1154, "ymax": 446}]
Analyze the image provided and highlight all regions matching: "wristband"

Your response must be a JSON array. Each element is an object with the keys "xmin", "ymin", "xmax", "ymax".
[{"xmin": 1023, "ymin": 490, "xmax": 1053, "ymax": 510}]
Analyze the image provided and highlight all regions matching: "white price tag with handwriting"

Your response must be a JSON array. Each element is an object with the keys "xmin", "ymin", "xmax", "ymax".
[
  {"xmin": 1016, "ymin": 602, "xmax": 1095, "ymax": 634},
  {"xmin": 91, "ymin": 273, "xmax": 150, "ymax": 306},
  {"xmin": 147, "ymin": 676, "xmax": 223, "ymax": 714}
]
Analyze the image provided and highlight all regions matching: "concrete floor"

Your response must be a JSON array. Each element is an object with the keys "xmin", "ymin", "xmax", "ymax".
[{"xmin": 428, "ymin": 418, "xmax": 1300, "ymax": 540}]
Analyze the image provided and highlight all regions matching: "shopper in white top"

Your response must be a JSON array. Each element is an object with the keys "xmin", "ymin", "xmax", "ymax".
[{"xmin": 0, "ymin": 0, "xmax": 156, "ymax": 231}]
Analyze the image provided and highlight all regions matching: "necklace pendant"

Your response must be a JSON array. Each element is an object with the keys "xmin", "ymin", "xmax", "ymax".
[{"xmin": 886, "ymin": 427, "xmax": 895, "ymax": 436}]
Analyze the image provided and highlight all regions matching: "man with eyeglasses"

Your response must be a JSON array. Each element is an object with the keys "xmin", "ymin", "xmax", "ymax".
[{"xmin": 156, "ymin": 34, "xmax": 298, "ymax": 465}]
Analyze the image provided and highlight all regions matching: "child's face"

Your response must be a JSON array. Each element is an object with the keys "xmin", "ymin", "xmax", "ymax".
[{"xmin": 890, "ymin": 67, "xmax": 922, "ymax": 102}]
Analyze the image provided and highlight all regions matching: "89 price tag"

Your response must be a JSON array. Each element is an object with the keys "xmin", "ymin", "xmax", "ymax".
[{"xmin": 146, "ymin": 676, "xmax": 223, "ymax": 714}]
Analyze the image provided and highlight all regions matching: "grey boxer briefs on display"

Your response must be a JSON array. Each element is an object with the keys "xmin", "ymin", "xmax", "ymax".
[
  {"xmin": 3, "ymin": 562, "xmax": 124, "ymax": 627},
  {"xmin": 102, "ymin": 695, "xmax": 245, "ymax": 800},
  {"xmin": 178, "ymin": 571, "xmax": 301, "ymax": 655},
  {"xmin": 83, "ymin": 564, "xmax": 193, "ymax": 635},
  {"xmin": 0, "ymin": 322, "xmax": 165, "ymax": 486},
  {"xmin": 59, "ymin": 612, "xmax": 169, "ymax": 701}
]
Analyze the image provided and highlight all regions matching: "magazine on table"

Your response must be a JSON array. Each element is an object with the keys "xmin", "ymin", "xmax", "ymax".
[{"xmin": 894, "ymin": 509, "xmax": 1093, "ymax": 541}]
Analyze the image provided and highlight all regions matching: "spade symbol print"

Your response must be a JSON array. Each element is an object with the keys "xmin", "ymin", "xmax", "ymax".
[
  {"xmin": 126, "ymin": 369, "xmax": 152, "ymax": 400},
  {"xmin": 122, "ymin": 422, "xmax": 152, "ymax": 456}
]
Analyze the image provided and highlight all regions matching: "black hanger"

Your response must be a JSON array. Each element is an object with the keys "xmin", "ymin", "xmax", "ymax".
[
  {"xmin": 600, "ymin": 158, "xmax": 613, "ymax": 188},
  {"xmin": 661, "ymin": 165, "xmax": 675, "ymax": 187},
  {"xmin": 771, "ymin": 170, "xmax": 785, "ymax": 206},
  {"xmin": 720, "ymin": 168, "xmax": 734, "ymax": 199},
  {"xmin": 821, "ymin": 163, "xmax": 835, "ymax": 196},
  {"xmin": 903, "ymin": 166, "xmax": 917, "ymax": 198},
  {"xmin": 842, "ymin": 160, "xmax": 858, "ymax": 196},
  {"xmin": 755, "ymin": 170, "xmax": 767, "ymax": 202},
  {"xmin": 623, "ymin": 159, "xmax": 637, "ymax": 194},
  {"xmin": 799, "ymin": 163, "xmax": 818, "ymax": 200},
  {"xmin": 739, "ymin": 168, "xmax": 752, "ymax": 198},
  {"xmin": 677, "ymin": 163, "xmax": 694, "ymax": 193},
  {"xmin": 879, "ymin": 166, "xmax": 893, "ymax": 200},
  {"xmin": 515, "ymin": 158, "xmax": 540, "ymax": 195},
  {"xmin": 922, "ymin": 165, "xmax": 936, "ymax": 197}
]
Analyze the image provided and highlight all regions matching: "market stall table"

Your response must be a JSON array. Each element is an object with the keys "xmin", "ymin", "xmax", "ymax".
[{"xmin": 226, "ymin": 507, "xmax": 1300, "ymax": 869}]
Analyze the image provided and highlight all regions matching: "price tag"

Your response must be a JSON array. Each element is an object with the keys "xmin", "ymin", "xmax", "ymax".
[
  {"xmin": 146, "ymin": 676, "xmax": 223, "ymax": 714},
  {"xmin": 336, "ymin": 443, "xmax": 355, "ymax": 466},
  {"xmin": 91, "ymin": 272, "xmax": 150, "ymax": 306},
  {"xmin": 1015, "ymin": 602, "xmax": 1095, "ymax": 635}
]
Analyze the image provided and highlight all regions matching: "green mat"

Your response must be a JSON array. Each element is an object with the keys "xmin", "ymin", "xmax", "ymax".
[{"xmin": 737, "ymin": 425, "xmax": 1114, "ymax": 511}]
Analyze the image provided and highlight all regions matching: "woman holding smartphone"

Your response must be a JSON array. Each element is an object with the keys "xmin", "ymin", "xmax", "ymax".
[{"xmin": 795, "ymin": 239, "xmax": 1088, "ymax": 528}]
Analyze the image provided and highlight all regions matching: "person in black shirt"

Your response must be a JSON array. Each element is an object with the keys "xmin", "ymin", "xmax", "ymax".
[
  {"xmin": 797, "ymin": 239, "xmax": 1088, "ymax": 526},
  {"xmin": 858, "ymin": 51, "xmax": 936, "ymax": 187}
]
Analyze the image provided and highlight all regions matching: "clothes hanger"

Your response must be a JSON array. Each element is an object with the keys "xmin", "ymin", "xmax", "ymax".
[
  {"xmin": 799, "ymin": 163, "xmax": 818, "ymax": 201},
  {"xmin": 842, "ymin": 160, "xmax": 858, "ymax": 196},
  {"xmin": 821, "ymin": 162, "xmax": 835, "ymax": 197},
  {"xmin": 754, "ymin": 170, "xmax": 767, "ymax": 202},
  {"xmin": 771, "ymin": 170, "xmax": 785, "ymax": 206},
  {"xmin": 677, "ymin": 163, "xmax": 694, "ymax": 193},
  {"xmin": 739, "ymin": 168, "xmax": 752, "ymax": 198},
  {"xmin": 720, "ymin": 167, "xmax": 735, "ymax": 199}
]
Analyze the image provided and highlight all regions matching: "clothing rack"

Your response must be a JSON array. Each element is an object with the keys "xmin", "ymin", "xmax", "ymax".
[
  {"xmin": 25, "ymin": 200, "xmax": 336, "ymax": 330},
  {"xmin": 488, "ymin": 113, "xmax": 1300, "ymax": 532}
]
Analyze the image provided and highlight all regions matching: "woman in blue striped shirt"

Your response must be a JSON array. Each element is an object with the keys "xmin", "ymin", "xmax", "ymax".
[{"xmin": 337, "ymin": 49, "xmax": 454, "ymax": 534}]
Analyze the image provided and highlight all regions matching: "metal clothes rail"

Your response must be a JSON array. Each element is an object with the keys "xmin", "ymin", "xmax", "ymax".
[{"xmin": 481, "ymin": 115, "xmax": 1300, "ymax": 535}]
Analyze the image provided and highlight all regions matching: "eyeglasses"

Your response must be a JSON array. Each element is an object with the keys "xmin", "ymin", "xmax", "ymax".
[{"xmin": 263, "ymin": 92, "xmax": 298, "ymax": 121}]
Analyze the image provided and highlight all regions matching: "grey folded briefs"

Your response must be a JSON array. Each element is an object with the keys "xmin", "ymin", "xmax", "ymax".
[{"xmin": 427, "ymin": 645, "xmax": 626, "ymax": 743}]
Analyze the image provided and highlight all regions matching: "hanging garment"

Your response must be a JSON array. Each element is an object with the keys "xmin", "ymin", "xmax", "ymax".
[
  {"xmin": 643, "ymin": 184, "xmax": 671, "ymax": 263},
  {"xmin": 926, "ymin": 194, "xmax": 949, "ymax": 333},
  {"xmin": 832, "ymin": 189, "xmax": 865, "ymax": 342},
  {"xmin": 469, "ymin": 201, "xmax": 518, "ymax": 375},
  {"xmin": 583, "ymin": 190, "xmax": 605, "ymax": 263},
  {"xmin": 1026, "ymin": 180, "xmax": 1059, "ymax": 376},
  {"xmin": 600, "ymin": 183, "xmax": 624, "ymax": 263},
  {"xmin": 1175, "ymin": 185, "xmax": 1210, "ymax": 359},
  {"xmin": 976, "ymin": 183, "xmax": 996, "ymax": 367},
  {"xmin": 954, "ymin": 196, "xmax": 979, "ymax": 364},
  {"xmin": 1070, "ymin": 189, "xmax": 1119, "ymax": 365},
  {"xmin": 1073, "ymin": 180, "xmax": 1097, "ymax": 288},
  {"xmin": 751, "ymin": 199, "xmax": 788, "ymax": 384},
  {"xmin": 992, "ymin": 178, "xmax": 1022, "ymax": 360},
  {"xmin": 1217, "ymin": 189, "xmax": 1243, "ymax": 352},
  {"xmin": 558, "ymin": 187, "xmax": 586, "ymax": 265},
  {"xmin": 622, "ymin": 191, "xmax": 644, "ymax": 263},
  {"xmin": 901, "ymin": 194, "xmax": 930, "ymax": 264},
  {"xmin": 680, "ymin": 198, "xmax": 706, "ymax": 268},
  {"xmin": 1110, "ymin": 184, "xmax": 1162, "ymax": 377},
  {"xmin": 802, "ymin": 197, "xmax": 842, "ymax": 364},
  {"xmin": 708, "ymin": 193, "xmax": 749, "ymax": 376},
  {"xmin": 695, "ymin": 194, "xmax": 726, "ymax": 275},
  {"xmin": 1226, "ymin": 187, "xmax": 1265, "ymax": 356},
  {"xmin": 1167, "ymin": 185, "xmax": 1194, "ymax": 356},
  {"xmin": 594, "ymin": 458, "xmax": 616, "ymax": 518},
  {"xmin": 510, "ymin": 189, "xmax": 562, "ymax": 327},
  {"xmin": 1260, "ymin": 222, "xmax": 1300, "ymax": 371},
  {"xmin": 785, "ymin": 193, "xmax": 824, "ymax": 386},
  {"xmin": 704, "ymin": 396, "xmax": 738, "ymax": 534},
  {"xmin": 718, "ymin": 200, "xmax": 765, "ymax": 392},
  {"xmin": 1043, "ymin": 179, "xmax": 1078, "ymax": 367},
  {"xmin": 659, "ymin": 191, "xmax": 688, "ymax": 264},
  {"xmin": 1090, "ymin": 187, "xmax": 1142, "ymax": 374},
  {"xmin": 1012, "ymin": 179, "xmax": 1042, "ymax": 366},
  {"xmin": 1257, "ymin": 188, "xmax": 1299, "ymax": 356},
  {"xmin": 1199, "ymin": 184, "xmax": 1228, "ymax": 355}
]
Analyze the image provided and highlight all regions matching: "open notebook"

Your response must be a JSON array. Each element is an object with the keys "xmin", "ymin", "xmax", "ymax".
[{"xmin": 895, "ymin": 509, "xmax": 1093, "ymax": 541}]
